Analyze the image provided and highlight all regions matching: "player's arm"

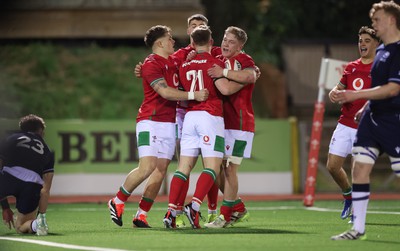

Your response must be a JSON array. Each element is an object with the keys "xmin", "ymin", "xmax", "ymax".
[
  {"xmin": 38, "ymin": 171, "xmax": 54, "ymax": 215},
  {"xmin": 214, "ymin": 78, "xmax": 243, "ymax": 96},
  {"xmin": 334, "ymin": 82, "xmax": 400, "ymax": 103},
  {"xmin": 1, "ymin": 197, "xmax": 14, "ymax": 229},
  {"xmin": 328, "ymin": 82, "xmax": 346, "ymax": 103},
  {"xmin": 152, "ymin": 79, "xmax": 209, "ymax": 102},
  {"xmin": 208, "ymin": 64, "xmax": 256, "ymax": 84}
]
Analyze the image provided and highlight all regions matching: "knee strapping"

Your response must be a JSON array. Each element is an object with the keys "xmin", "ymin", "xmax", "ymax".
[
  {"xmin": 352, "ymin": 146, "xmax": 379, "ymax": 164},
  {"xmin": 389, "ymin": 156, "xmax": 400, "ymax": 177},
  {"xmin": 226, "ymin": 156, "xmax": 243, "ymax": 167}
]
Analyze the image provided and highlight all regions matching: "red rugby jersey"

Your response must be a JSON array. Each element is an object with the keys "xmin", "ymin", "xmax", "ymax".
[
  {"xmin": 338, "ymin": 58, "xmax": 372, "ymax": 129},
  {"xmin": 223, "ymin": 53, "xmax": 256, "ymax": 132},
  {"xmin": 136, "ymin": 54, "xmax": 179, "ymax": 123}
]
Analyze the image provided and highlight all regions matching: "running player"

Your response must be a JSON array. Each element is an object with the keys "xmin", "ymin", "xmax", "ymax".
[
  {"xmin": 326, "ymin": 26, "xmax": 379, "ymax": 222},
  {"xmin": 0, "ymin": 114, "xmax": 54, "ymax": 235},
  {"xmin": 331, "ymin": 0, "xmax": 400, "ymax": 240},
  {"xmin": 107, "ymin": 25, "xmax": 209, "ymax": 228}
]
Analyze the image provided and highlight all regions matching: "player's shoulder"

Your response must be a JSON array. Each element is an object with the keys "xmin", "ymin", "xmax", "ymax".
[
  {"xmin": 347, "ymin": 58, "xmax": 361, "ymax": 67},
  {"xmin": 235, "ymin": 52, "xmax": 255, "ymax": 63}
]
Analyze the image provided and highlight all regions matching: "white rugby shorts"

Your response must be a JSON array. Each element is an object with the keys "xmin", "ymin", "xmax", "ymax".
[
  {"xmin": 136, "ymin": 120, "xmax": 176, "ymax": 159},
  {"xmin": 224, "ymin": 129, "xmax": 254, "ymax": 158},
  {"xmin": 180, "ymin": 111, "xmax": 225, "ymax": 158},
  {"xmin": 328, "ymin": 123, "xmax": 357, "ymax": 157}
]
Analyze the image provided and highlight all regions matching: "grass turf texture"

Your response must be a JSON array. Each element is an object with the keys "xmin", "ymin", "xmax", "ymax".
[{"xmin": 1, "ymin": 200, "xmax": 399, "ymax": 251}]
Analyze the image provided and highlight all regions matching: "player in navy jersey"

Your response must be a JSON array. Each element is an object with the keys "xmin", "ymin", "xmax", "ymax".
[
  {"xmin": 331, "ymin": 1, "xmax": 400, "ymax": 240},
  {"xmin": 327, "ymin": 26, "xmax": 379, "ymax": 222},
  {"xmin": 0, "ymin": 114, "xmax": 54, "ymax": 235}
]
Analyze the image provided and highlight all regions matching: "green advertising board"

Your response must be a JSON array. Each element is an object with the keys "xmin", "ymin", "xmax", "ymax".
[{"xmin": 1, "ymin": 119, "xmax": 292, "ymax": 174}]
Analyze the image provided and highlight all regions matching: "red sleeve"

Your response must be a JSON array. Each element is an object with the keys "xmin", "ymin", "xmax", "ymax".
[{"xmin": 142, "ymin": 60, "xmax": 164, "ymax": 86}]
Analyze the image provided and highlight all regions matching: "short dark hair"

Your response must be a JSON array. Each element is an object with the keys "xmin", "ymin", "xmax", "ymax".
[
  {"xmin": 144, "ymin": 25, "xmax": 171, "ymax": 48},
  {"xmin": 358, "ymin": 26, "xmax": 379, "ymax": 41},
  {"xmin": 187, "ymin": 14, "xmax": 208, "ymax": 26},
  {"xmin": 19, "ymin": 114, "xmax": 45, "ymax": 132},
  {"xmin": 191, "ymin": 25, "xmax": 212, "ymax": 46}
]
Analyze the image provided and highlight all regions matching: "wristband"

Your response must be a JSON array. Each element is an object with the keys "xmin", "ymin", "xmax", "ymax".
[
  {"xmin": 223, "ymin": 69, "xmax": 229, "ymax": 78},
  {"xmin": 188, "ymin": 92, "xmax": 195, "ymax": 100}
]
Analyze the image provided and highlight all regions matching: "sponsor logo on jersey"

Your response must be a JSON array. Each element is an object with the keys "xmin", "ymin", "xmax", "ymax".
[{"xmin": 352, "ymin": 78, "xmax": 364, "ymax": 90}]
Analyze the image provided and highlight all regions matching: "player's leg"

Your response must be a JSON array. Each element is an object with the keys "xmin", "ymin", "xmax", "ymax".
[
  {"xmin": 14, "ymin": 181, "xmax": 45, "ymax": 235},
  {"xmin": 185, "ymin": 156, "xmax": 222, "ymax": 228},
  {"xmin": 15, "ymin": 210, "xmax": 37, "ymax": 234},
  {"xmin": 327, "ymin": 123, "xmax": 355, "ymax": 219},
  {"xmin": 134, "ymin": 158, "xmax": 171, "ymax": 228},
  {"xmin": 109, "ymin": 156, "xmax": 157, "ymax": 226},
  {"xmin": 327, "ymin": 153, "xmax": 352, "ymax": 219},
  {"xmin": 109, "ymin": 120, "xmax": 160, "ymax": 226},
  {"xmin": 164, "ymin": 155, "xmax": 197, "ymax": 228}
]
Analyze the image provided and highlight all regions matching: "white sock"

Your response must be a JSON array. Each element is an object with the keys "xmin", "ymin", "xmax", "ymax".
[
  {"xmin": 31, "ymin": 219, "xmax": 38, "ymax": 232},
  {"xmin": 135, "ymin": 208, "xmax": 147, "ymax": 217},
  {"xmin": 114, "ymin": 197, "xmax": 124, "ymax": 204},
  {"xmin": 352, "ymin": 190, "xmax": 370, "ymax": 234},
  {"xmin": 192, "ymin": 201, "xmax": 201, "ymax": 211}
]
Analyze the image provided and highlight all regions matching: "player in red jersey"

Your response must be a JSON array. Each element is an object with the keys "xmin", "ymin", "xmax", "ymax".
[
  {"xmin": 205, "ymin": 26, "xmax": 257, "ymax": 228},
  {"xmin": 163, "ymin": 25, "xmax": 244, "ymax": 229},
  {"xmin": 327, "ymin": 26, "xmax": 379, "ymax": 223},
  {"xmin": 108, "ymin": 25, "xmax": 209, "ymax": 228},
  {"xmin": 134, "ymin": 14, "xmax": 222, "ymax": 227}
]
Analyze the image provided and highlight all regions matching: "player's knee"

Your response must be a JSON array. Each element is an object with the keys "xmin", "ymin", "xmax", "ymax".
[
  {"xmin": 352, "ymin": 146, "xmax": 379, "ymax": 164},
  {"xmin": 389, "ymin": 156, "xmax": 400, "ymax": 177}
]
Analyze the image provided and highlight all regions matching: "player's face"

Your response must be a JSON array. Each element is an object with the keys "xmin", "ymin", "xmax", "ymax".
[
  {"xmin": 358, "ymin": 34, "xmax": 378, "ymax": 60},
  {"xmin": 187, "ymin": 19, "xmax": 207, "ymax": 36},
  {"xmin": 221, "ymin": 32, "xmax": 243, "ymax": 59},
  {"xmin": 371, "ymin": 9, "xmax": 390, "ymax": 39},
  {"xmin": 159, "ymin": 32, "xmax": 175, "ymax": 55}
]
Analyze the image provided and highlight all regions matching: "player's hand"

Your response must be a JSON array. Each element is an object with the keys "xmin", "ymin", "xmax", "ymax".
[
  {"xmin": 254, "ymin": 65, "xmax": 261, "ymax": 80},
  {"xmin": 133, "ymin": 62, "xmax": 143, "ymax": 78},
  {"xmin": 2, "ymin": 208, "xmax": 15, "ymax": 229},
  {"xmin": 194, "ymin": 89, "xmax": 209, "ymax": 101},
  {"xmin": 332, "ymin": 89, "xmax": 357, "ymax": 104},
  {"xmin": 207, "ymin": 64, "xmax": 224, "ymax": 78},
  {"xmin": 186, "ymin": 50, "xmax": 197, "ymax": 61},
  {"xmin": 354, "ymin": 108, "xmax": 364, "ymax": 124}
]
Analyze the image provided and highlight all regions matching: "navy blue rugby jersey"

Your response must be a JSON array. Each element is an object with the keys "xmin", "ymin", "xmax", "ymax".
[
  {"xmin": 370, "ymin": 41, "xmax": 400, "ymax": 114},
  {"xmin": 0, "ymin": 131, "xmax": 54, "ymax": 177}
]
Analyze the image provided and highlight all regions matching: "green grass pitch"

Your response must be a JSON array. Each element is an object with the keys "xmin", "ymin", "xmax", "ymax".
[{"xmin": 1, "ymin": 200, "xmax": 399, "ymax": 251}]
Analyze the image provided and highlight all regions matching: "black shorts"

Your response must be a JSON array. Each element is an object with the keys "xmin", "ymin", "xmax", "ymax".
[
  {"xmin": 0, "ymin": 172, "xmax": 42, "ymax": 214},
  {"xmin": 355, "ymin": 111, "xmax": 400, "ymax": 158}
]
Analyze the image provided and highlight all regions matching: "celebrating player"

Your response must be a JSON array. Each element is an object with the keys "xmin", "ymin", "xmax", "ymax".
[
  {"xmin": 205, "ymin": 26, "xmax": 256, "ymax": 228},
  {"xmin": 326, "ymin": 26, "xmax": 379, "ymax": 222},
  {"xmin": 163, "ymin": 25, "xmax": 244, "ymax": 229},
  {"xmin": 107, "ymin": 25, "xmax": 209, "ymax": 228}
]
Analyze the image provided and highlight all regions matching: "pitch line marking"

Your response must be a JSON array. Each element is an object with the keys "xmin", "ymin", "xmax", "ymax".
[{"xmin": 0, "ymin": 237, "xmax": 133, "ymax": 251}]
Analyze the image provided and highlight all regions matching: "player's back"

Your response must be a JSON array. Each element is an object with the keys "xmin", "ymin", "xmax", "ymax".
[
  {"xmin": 179, "ymin": 52, "xmax": 224, "ymax": 117},
  {"xmin": 1, "ymin": 131, "xmax": 53, "ymax": 176}
]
